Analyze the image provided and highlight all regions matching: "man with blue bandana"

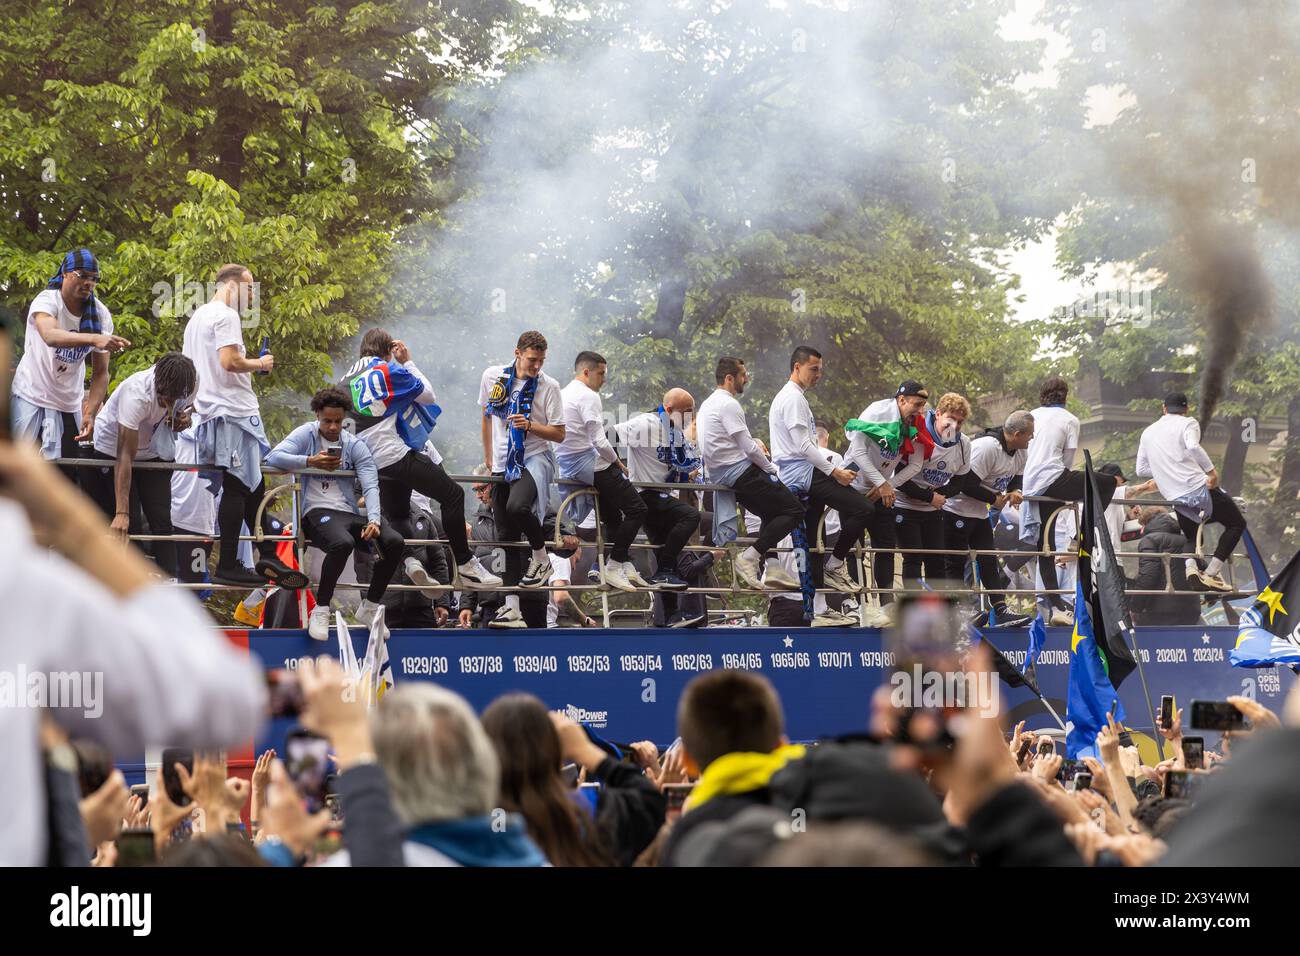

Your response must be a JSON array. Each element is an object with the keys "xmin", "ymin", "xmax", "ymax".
[
  {"xmin": 478, "ymin": 330, "xmax": 565, "ymax": 629},
  {"xmin": 11, "ymin": 248, "xmax": 130, "ymax": 481}
]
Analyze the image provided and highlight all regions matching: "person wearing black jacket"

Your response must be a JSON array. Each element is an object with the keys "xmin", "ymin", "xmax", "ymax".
[
  {"xmin": 356, "ymin": 499, "xmax": 454, "ymax": 628},
  {"xmin": 1129, "ymin": 508, "xmax": 1203, "ymax": 626}
]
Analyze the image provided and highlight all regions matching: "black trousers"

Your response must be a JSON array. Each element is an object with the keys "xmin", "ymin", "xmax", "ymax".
[
  {"xmin": 1175, "ymin": 487, "xmax": 1247, "ymax": 564},
  {"xmin": 379, "ymin": 450, "xmax": 471, "ymax": 566},
  {"xmin": 218, "ymin": 470, "xmax": 278, "ymax": 566},
  {"xmin": 58, "ymin": 411, "xmax": 83, "ymax": 486},
  {"xmin": 733, "ymin": 464, "xmax": 805, "ymax": 555},
  {"xmin": 804, "ymin": 469, "xmax": 873, "ymax": 587},
  {"xmin": 942, "ymin": 511, "xmax": 1009, "ymax": 612},
  {"xmin": 491, "ymin": 470, "xmax": 545, "ymax": 587},
  {"xmin": 641, "ymin": 489, "xmax": 700, "ymax": 569},
  {"xmin": 864, "ymin": 503, "xmax": 898, "ymax": 604},
  {"xmin": 592, "ymin": 466, "xmax": 648, "ymax": 564},
  {"xmin": 894, "ymin": 507, "xmax": 945, "ymax": 586},
  {"xmin": 82, "ymin": 449, "xmax": 178, "ymax": 577},
  {"xmin": 1033, "ymin": 469, "xmax": 1117, "ymax": 607},
  {"xmin": 302, "ymin": 508, "xmax": 403, "ymax": 604}
]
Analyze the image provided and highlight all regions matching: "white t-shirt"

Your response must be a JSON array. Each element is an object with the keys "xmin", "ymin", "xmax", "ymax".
[
  {"xmin": 1022, "ymin": 406, "xmax": 1080, "ymax": 495},
  {"xmin": 1136, "ymin": 414, "xmax": 1215, "ymax": 500},
  {"xmin": 358, "ymin": 361, "xmax": 437, "ymax": 470},
  {"xmin": 13, "ymin": 288, "xmax": 115, "ymax": 413},
  {"xmin": 943, "ymin": 433, "xmax": 1027, "ymax": 520},
  {"xmin": 769, "ymin": 381, "xmax": 834, "ymax": 476},
  {"xmin": 477, "ymin": 365, "xmax": 563, "ymax": 473},
  {"xmin": 559, "ymin": 379, "xmax": 619, "ymax": 472},
  {"xmin": 171, "ymin": 428, "xmax": 216, "ymax": 533},
  {"xmin": 893, "ymin": 435, "xmax": 972, "ymax": 512},
  {"xmin": 183, "ymin": 300, "xmax": 259, "ymax": 421},
  {"xmin": 843, "ymin": 398, "xmax": 910, "ymax": 491},
  {"xmin": 613, "ymin": 412, "xmax": 672, "ymax": 485},
  {"xmin": 546, "ymin": 552, "xmax": 573, "ymax": 628},
  {"xmin": 92, "ymin": 368, "xmax": 170, "ymax": 460},
  {"xmin": 821, "ymin": 449, "xmax": 843, "ymax": 536},
  {"xmin": 697, "ymin": 388, "xmax": 774, "ymax": 475}
]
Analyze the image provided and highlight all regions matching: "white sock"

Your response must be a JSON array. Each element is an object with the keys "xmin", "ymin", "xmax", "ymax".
[
  {"xmin": 825, "ymin": 554, "xmax": 844, "ymax": 571},
  {"xmin": 813, "ymin": 593, "xmax": 828, "ymax": 615},
  {"xmin": 506, "ymin": 594, "xmax": 520, "ymax": 613},
  {"xmin": 531, "ymin": 548, "xmax": 548, "ymax": 565},
  {"xmin": 1184, "ymin": 557, "xmax": 1198, "ymax": 574},
  {"xmin": 1205, "ymin": 557, "xmax": 1223, "ymax": 577},
  {"xmin": 741, "ymin": 546, "xmax": 761, "ymax": 563}
]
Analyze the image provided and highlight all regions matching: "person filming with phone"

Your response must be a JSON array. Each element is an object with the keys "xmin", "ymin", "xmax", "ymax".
[{"xmin": 266, "ymin": 385, "xmax": 405, "ymax": 640}]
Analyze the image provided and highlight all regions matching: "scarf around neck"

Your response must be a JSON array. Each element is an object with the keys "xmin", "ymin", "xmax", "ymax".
[{"xmin": 484, "ymin": 362, "xmax": 538, "ymax": 481}]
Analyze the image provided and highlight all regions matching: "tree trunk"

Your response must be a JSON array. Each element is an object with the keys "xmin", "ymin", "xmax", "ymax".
[
  {"xmin": 211, "ymin": 3, "xmax": 249, "ymax": 191},
  {"xmin": 650, "ymin": 273, "xmax": 688, "ymax": 339},
  {"xmin": 1273, "ymin": 392, "xmax": 1300, "ymax": 511},
  {"xmin": 1220, "ymin": 414, "xmax": 1249, "ymax": 496}
]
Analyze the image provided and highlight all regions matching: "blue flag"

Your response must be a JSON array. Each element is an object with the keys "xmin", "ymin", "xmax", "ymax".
[
  {"xmin": 1021, "ymin": 612, "xmax": 1047, "ymax": 687},
  {"xmin": 1231, "ymin": 549, "xmax": 1300, "ymax": 668},
  {"xmin": 1065, "ymin": 577, "xmax": 1127, "ymax": 759}
]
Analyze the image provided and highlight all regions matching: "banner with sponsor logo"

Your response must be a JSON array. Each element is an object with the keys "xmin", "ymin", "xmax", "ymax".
[{"xmin": 245, "ymin": 626, "xmax": 1294, "ymax": 758}]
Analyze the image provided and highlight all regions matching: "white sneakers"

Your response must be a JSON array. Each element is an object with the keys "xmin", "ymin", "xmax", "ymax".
[
  {"xmin": 762, "ymin": 562, "xmax": 801, "ymax": 591},
  {"xmin": 812, "ymin": 608, "xmax": 857, "ymax": 628},
  {"xmin": 1050, "ymin": 607, "xmax": 1076, "ymax": 627},
  {"xmin": 308, "ymin": 605, "xmax": 331, "ymax": 641},
  {"xmin": 1189, "ymin": 569, "xmax": 1232, "ymax": 593},
  {"xmin": 823, "ymin": 562, "xmax": 858, "ymax": 594},
  {"xmin": 489, "ymin": 605, "xmax": 527, "ymax": 628},
  {"xmin": 601, "ymin": 558, "xmax": 637, "ymax": 593},
  {"xmin": 405, "ymin": 557, "xmax": 442, "ymax": 598},
  {"xmin": 622, "ymin": 561, "xmax": 651, "ymax": 589},
  {"xmin": 734, "ymin": 551, "xmax": 764, "ymax": 590},
  {"xmin": 457, "ymin": 556, "xmax": 503, "ymax": 590},
  {"xmin": 520, "ymin": 558, "xmax": 553, "ymax": 589}
]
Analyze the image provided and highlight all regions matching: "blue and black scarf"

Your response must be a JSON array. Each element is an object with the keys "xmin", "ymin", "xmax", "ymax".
[
  {"xmin": 47, "ymin": 248, "xmax": 101, "ymax": 334},
  {"xmin": 484, "ymin": 363, "xmax": 538, "ymax": 481},
  {"xmin": 655, "ymin": 405, "xmax": 700, "ymax": 483}
]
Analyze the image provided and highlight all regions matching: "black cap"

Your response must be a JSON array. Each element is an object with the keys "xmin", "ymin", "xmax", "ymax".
[
  {"xmin": 1163, "ymin": 391, "xmax": 1189, "ymax": 412},
  {"xmin": 897, "ymin": 380, "xmax": 929, "ymax": 398},
  {"xmin": 1097, "ymin": 462, "xmax": 1125, "ymax": 481}
]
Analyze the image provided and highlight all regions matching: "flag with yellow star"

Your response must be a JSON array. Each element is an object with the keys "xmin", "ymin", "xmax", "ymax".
[{"xmin": 1230, "ymin": 549, "xmax": 1300, "ymax": 668}]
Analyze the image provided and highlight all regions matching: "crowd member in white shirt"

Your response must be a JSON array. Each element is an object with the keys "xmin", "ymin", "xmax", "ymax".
[
  {"xmin": 843, "ymin": 381, "xmax": 931, "ymax": 614},
  {"xmin": 696, "ymin": 356, "xmax": 804, "ymax": 592},
  {"xmin": 769, "ymin": 347, "xmax": 873, "ymax": 605},
  {"xmin": 891, "ymin": 393, "xmax": 974, "ymax": 589},
  {"xmin": 612, "ymin": 387, "xmax": 702, "ymax": 596},
  {"xmin": 80, "ymin": 352, "xmax": 197, "ymax": 579},
  {"xmin": 340, "ymin": 328, "xmax": 500, "ymax": 595},
  {"xmin": 1135, "ymin": 391, "xmax": 1247, "ymax": 593},
  {"xmin": 183, "ymin": 263, "xmax": 304, "ymax": 591},
  {"xmin": 558, "ymin": 351, "xmax": 649, "ymax": 593},
  {"xmin": 1020, "ymin": 376, "xmax": 1119, "ymax": 623},
  {"xmin": 479, "ymin": 330, "xmax": 566, "ymax": 628},
  {"xmin": 941, "ymin": 410, "xmax": 1035, "ymax": 627},
  {"xmin": 0, "ymin": 314, "xmax": 265, "ymax": 865},
  {"xmin": 10, "ymin": 248, "xmax": 130, "ymax": 478},
  {"xmin": 265, "ymin": 386, "xmax": 406, "ymax": 640}
]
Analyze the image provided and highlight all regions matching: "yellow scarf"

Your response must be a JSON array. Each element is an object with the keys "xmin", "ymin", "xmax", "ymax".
[{"xmin": 685, "ymin": 744, "xmax": 807, "ymax": 812}]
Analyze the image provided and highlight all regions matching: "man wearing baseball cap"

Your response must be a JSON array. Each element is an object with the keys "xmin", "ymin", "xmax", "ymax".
[{"xmin": 1135, "ymin": 392, "xmax": 1246, "ymax": 592}]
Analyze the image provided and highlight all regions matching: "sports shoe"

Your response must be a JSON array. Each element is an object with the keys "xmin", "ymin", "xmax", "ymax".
[
  {"xmin": 823, "ymin": 562, "xmax": 859, "ymax": 594},
  {"xmin": 813, "ymin": 609, "xmax": 857, "ymax": 627},
  {"xmin": 1189, "ymin": 569, "xmax": 1232, "ymax": 593},
  {"xmin": 232, "ymin": 588, "xmax": 266, "ymax": 627},
  {"xmin": 733, "ymin": 551, "xmax": 764, "ymax": 590},
  {"xmin": 457, "ymin": 556, "xmax": 503, "ymax": 590},
  {"xmin": 622, "ymin": 561, "xmax": 652, "ymax": 589},
  {"xmin": 667, "ymin": 609, "xmax": 707, "ymax": 628},
  {"xmin": 214, "ymin": 564, "xmax": 268, "ymax": 588},
  {"xmin": 256, "ymin": 555, "xmax": 309, "ymax": 590},
  {"xmin": 990, "ymin": 612, "xmax": 1033, "ymax": 628},
  {"xmin": 356, "ymin": 598, "xmax": 382, "ymax": 627},
  {"xmin": 762, "ymin": 562, "xmax": 800, "ymax": 591},
  {"xmin": 405, "ymin": 557, "xmax": 443, "ymax": 597},
  {"xmin": 520, "ymin": 558, "xmax": 553, "ymax": 589},
  {"xmin": 308, "ymin": 605, "xmax": 331, "ymax": 641},
  {"xmin": 1049, "ymin": 607, "xmax": 1075, "ymax": 627},
  {"xmin": 600, "ymin": 558, "xmax": 637, "ymax": 593},
  {"xmin": 587, "ymin": 566, "xmax": 607, "ymax": 589},
  {"xmin": 648, "ymin": 569, "xmax": 690, "ymax": 591},
  {"xmin": 489, "ymin": 605, "xmax": 527, "ymax": 628},
  {"xmin": 861, "ymin": 605, "xmax": 893, "ymax": 628}
]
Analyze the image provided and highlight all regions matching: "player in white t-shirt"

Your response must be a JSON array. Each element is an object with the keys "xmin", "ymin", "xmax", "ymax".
[
  {"xmin": 478, "ymin": 330, "xmax": 566, "ymax": 629},
  {"xmin": 80, "ymin": 352, "xmax": 197, "ymax": 579},
  {"xmin": 11, "ymin": 249, "xmax": 130, "ymax": 478},
  {"xmin": 1135, "ymin": 391, "xmax": 1247, "ymax": 593},
  {"xmin": 696, "ymin": 356, "xmax": 804, "ymax": 592},
  {"xmin": 182, "ymin": 263, "xmax": 305, "ymax": 591},
  {"xmin": 559, "ymin": 351, "xmax": 649, "ymax": 593},
  {"xmin": 1021, "ymin": 376, "xmax": 1119, "ymax": 623}
]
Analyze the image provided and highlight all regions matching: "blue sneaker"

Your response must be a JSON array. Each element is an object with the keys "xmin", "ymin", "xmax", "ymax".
[{"xmin": 649, "ymin": 570, "xmax": 689, "ymax": 591}]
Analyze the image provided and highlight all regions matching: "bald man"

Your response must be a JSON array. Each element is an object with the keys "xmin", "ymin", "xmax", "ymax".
[{"xmin": 613, "ymin": 388, "xmax": 700, "ymax": 591}]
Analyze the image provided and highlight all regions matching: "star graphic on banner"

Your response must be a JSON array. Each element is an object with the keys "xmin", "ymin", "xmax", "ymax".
[
  {"xmin": 1201, "ymin": 633, "xmax": 1212, "ymax": 645},
  {"xmin": 783, "ymin": 636, "xmax": 794, "ymax": 648},
  {"xmin": 1259, "ymin": 585, "xmax": 1289, "ymax": 626}
]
